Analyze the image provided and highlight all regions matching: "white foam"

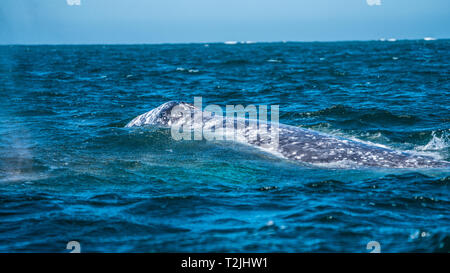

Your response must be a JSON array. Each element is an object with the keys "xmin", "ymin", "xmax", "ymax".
[
  {"xmin": 410, "ymin": 131, "xmax": 449, "ymax": 160},
  {"xmin": 418, "ymin": 131, "xmax": 449, "ymax": 151}
]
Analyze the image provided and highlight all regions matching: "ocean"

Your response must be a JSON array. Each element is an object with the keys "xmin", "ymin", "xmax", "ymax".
[{"xmin": 0, "ymin": 40, "xmax": 449, "ymax": 252}]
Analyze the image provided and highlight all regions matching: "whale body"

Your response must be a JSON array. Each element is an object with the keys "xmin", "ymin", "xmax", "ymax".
[{"xmin": 126, "ymin": 101, "xmax": 450, "ymax": 169}]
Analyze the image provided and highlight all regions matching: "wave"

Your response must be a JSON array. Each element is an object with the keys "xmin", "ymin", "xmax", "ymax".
[
  {"xmin": 175, "ymin": 67, "xmax": 200, "ymax": 73},
  {"xmin": 221, "ymin": 59, "xmax": 251, "ymax": 65},
  {"xmin": 416, "ymin": 131, "xmax": 449, "ymax": 151},
  {"xmin": 296, "ymin": 105, "xmax": 419, "ymax": 125}
]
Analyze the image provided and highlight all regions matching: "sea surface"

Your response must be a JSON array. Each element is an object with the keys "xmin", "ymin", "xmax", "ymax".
[{"xmin": 0, "ymin": 40, "xmax": 449, "ymax": 252}]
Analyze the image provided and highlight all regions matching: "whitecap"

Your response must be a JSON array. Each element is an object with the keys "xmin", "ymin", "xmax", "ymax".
[{"xmin": 417, "ymin": 131, "xmax": 449, "ymax": 151}]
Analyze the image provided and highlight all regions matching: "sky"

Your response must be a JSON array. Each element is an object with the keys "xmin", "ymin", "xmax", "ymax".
[{"xmin": 0, "ymin": 0, "xmax": 449, "ymax": 44}]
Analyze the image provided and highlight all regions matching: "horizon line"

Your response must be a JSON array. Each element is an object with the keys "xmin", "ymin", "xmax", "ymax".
[{"xmin": 0, "ymin": 37, "xmax": 448, "ymax": 46}]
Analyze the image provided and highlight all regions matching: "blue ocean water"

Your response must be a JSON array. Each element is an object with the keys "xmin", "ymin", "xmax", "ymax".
[{"xmin": 0, "ymin": 40, "xmax": 449, "ymax": 252}]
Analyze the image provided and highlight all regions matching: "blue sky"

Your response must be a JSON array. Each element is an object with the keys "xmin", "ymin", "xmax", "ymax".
[{"xmin": 0, "ymin": 0, "xmax": 449, "ymax": 44}]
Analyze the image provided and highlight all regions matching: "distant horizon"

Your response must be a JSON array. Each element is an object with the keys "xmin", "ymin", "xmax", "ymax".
[{"xmin": 1, "ymin": 37, "xmax": 448, "ymax": 46}]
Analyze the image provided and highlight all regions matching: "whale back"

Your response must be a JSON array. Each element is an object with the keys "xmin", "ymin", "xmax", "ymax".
[{"xmin": 126, "ymin": 102, "xmax": 450, "ymax": 169}]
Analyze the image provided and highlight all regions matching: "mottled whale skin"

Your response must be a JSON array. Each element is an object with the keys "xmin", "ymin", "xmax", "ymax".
[{"xmin": 126, "ymin": 101, "xmax": 450, "ymax": 169}]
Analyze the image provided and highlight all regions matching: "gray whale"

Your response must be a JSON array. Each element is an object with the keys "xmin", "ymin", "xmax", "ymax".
[{"xmin": 126, "ymin": 101, "xmax": 450, "ymax": 169}]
